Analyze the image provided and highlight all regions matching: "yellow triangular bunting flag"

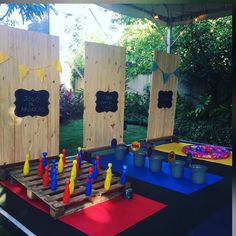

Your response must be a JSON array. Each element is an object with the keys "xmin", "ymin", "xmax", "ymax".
[
  {"xmin": 52, "ymin": 60, "xmax": 62, "ymax": 73},
  {"xmin": 0, "ymin": 51, "xmax": 10, "ymax": 64},
  {"xmin": 34, "ymin": 68, "xmax": 45, "ymax": 82},
  {"xmin": 18, "ymin": 64, "xmax": 29, "ymax": 80}
]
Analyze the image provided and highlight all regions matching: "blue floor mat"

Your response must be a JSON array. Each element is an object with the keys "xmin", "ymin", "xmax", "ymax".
[{"xmin": 99, "ymin": 153, "xmax": 223, "ymax": 195}]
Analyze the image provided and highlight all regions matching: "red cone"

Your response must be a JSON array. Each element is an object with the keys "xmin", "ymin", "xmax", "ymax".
[
  {"xmin": 37, "ymin": 156, "xmax": 43, "ymax": 177},
  {"xmin": 42, "ymin": 165, "xmax": 49, "ymax": 187},
  {"xmin": 86, "ymin": 167, "xmax": 93, "ymax": 183},
  {"xmin": 96, "ymin": 155, "xmax": 100, "ymax": 171},
  {"xmin": 62, "ymin": 148, "xmax": 66, "ymax": 167},
  {"xmin": 63, "ymin": 179, "xmax": 70, "ymax": 204}
]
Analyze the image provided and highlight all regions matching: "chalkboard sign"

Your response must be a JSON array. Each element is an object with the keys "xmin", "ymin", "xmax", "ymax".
[
  {"xmin": 14, "ymin": 89, "xmax": 50, "ymax": 117},
  {"xmin": 157, "ymin": 90, "xmax": 173, "ymax": 108},
  {"xmin": 95, "ymin": 91, "xmax": 118, "ymax": 113}
]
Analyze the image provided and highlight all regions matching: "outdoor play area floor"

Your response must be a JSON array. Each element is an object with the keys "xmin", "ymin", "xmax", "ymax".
[
  {"xmin": 0, "ymin": 180, "xmax": 166, "ymax": 236},
  {"xmin": 0, "ymin": 150, "xmax": 232, "ymax": 236}
]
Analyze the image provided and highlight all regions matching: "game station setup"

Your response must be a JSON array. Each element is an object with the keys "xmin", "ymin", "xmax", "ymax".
[
  {"xmin": 80, "ymin": 46, "xmax": 232, "ymax": 234},
  {"xmin": 0, "ymin": 30, "xmax": 131, "ymax": 220},
  {"xmin": 0, "ymin": 27, "xmax": 232, "ymax": 236},
  {"xmin": 85, "ymin": 50, "xmax": 230, "ymax": 194}
]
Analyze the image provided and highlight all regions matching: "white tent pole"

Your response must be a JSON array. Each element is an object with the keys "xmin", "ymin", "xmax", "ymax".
[{"xmin": 167, "ymin": 24, "xmax": 172, "ymax": 53}]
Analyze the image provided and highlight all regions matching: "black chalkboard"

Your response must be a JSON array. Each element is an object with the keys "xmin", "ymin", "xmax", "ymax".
[
  {"xmin": 95, "ymin": 91, "xmax": 118, "ymax": 113},
  {"xmin": 14, "ymin": 89, "xmax": 50, "ymax": 117},
  {"xmin": 157, "ymin": 90, "xmax": 173, "ymax": 108}
]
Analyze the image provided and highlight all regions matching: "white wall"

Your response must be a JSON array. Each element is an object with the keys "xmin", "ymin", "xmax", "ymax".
[
  {"xmin": 127, "ymin": 74, "xmax": 205, "ymax": 99},
  {"xmin": 127, "ymin": 74, "xmax": 152, "ymax": 95}
]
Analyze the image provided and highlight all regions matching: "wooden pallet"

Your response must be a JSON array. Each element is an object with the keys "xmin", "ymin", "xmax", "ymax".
[{"xmin": 9, "ymin": 157, "xmax": 130, "ymax": 218}]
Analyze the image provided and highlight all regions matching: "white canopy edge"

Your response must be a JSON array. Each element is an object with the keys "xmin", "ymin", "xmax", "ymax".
[{"xmin": 99, "ymin": 4, "xmax": 232, "ymax": 26}]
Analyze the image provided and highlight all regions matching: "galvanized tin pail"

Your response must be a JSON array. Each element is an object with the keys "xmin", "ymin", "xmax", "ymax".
[
  {"xmin": 170, "ymin": 160, "xmax": 185, "ymax": 178},
  {"xmin": 190, "ymin": 164, "xmax": 208, "ymax": 184},
  {"xmin": 134, "ymin": 151, "xmax": 146, "ymax": 167},
  {"xmin": 149, "ymin": 155, "xmax": 164, "ymax": 172},
  {"xmin": 115, "ymin": 146, "xmax": 128, "ymax": 160}
]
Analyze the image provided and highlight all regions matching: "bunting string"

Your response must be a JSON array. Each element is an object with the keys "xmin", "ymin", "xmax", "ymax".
[
  {"xmin": 0, "ymin": 51, "xmax": 62, "ymax": 82},
  {"xmin": 151, "ymin": 61, "xmax": 180, "ymax": 84}
]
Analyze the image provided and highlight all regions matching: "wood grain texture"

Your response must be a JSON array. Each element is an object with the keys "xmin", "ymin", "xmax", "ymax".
[
  {"xmin": 83, "ymin": 42, "xmax": 126, "ymax": 149},
  {"xmin": 0, "ymin": 25, "xmax": 59, "ymax": 165},
  {"xmin": 147, "ymin": 51, "xmax": 180, "ymax": 140},
  {"xmin": 9, "ymin": 158, "xmax": 130, "ymax": 219}
]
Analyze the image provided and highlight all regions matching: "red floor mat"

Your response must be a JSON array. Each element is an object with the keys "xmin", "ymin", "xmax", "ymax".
[{"xmin": 1, "ymin": 181, "xmax": 167, "ymax": 236}]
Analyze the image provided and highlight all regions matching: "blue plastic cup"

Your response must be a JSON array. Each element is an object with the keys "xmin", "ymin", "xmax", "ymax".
[
  {"xmin": 170, "ymin": 160, "xmax": 185, "ymax": 178},
  {"xmin": 149, "ymin": 155, "xmax": 164, "ymax": 172},
  {"xmin": 191, "ymin": 164, "xmax": 208, "ymax": 184}
]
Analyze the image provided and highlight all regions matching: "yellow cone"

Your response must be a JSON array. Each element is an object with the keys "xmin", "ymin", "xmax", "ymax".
[
  {"xmin": 69, "ymin": 176, "xmax": 75, "ymax": 194},
  {"xmin": 104, "ymin": 163, "xmax": 112, "ymax": 190},
  {"xmin": 23, "ymin": 154, "xmax": 30, "ymax": 176},
  {"xmin": 70, "ymin": 160, "xmax": 77, "ymax": 179},
  {"xmin": 58, "ymin": 153, "xmax": 64, "ymax": 173}
]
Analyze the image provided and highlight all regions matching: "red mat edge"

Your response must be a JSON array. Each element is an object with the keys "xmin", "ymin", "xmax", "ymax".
[{"xmin": 0, "ymin": 180, "xmax": 167, "ymax": 236}]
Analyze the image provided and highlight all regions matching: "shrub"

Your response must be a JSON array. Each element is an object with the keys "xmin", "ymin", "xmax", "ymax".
[
  {"xmin": 174, "ymin": 95, "xmax": 231, "ymax": 147},
  {"xmin": 124, "ymin": 89, "xmax": 149, "ymax": 126},
  {"xmin": 60, "ymin": 84, "xmax": 84, "ymax": 123}
]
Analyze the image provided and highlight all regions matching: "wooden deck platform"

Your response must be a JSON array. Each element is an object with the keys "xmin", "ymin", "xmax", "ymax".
[{"xmin": 9, "ymin": 157, "xmax": 130, "ymax": 218}]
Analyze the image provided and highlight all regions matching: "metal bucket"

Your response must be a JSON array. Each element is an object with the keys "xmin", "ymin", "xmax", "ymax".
[
  {"xmin": 115, "ymin": 146, "xmax": 128, "ymax": 160},
  {"xmin": 149, "ymin": 155, "xmax": 164, "ymax": 172},
  {"xmin": 170, "ymin": 160, "xmax": 185, "ymax": 178},
  {"xmin": 191, "ymin": 164, "xmax": 208, "ymax": 184},
  {"xmin": 134, "ymin": 151, "xmax": 146, "ymax": 167}
]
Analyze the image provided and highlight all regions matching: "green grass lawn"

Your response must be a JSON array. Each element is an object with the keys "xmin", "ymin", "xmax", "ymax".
[{"xmin": 60, "ymin": 119, "xmax": 147, "ymax": 155}]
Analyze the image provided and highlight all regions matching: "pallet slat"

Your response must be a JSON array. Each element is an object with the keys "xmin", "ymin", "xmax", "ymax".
[{"xmin": 9, "ymin": 158, "xmax": 130, "ymax": 218}]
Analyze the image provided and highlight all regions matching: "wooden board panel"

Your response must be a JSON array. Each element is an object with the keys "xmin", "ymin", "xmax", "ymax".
[
  {"xmin": 147, "ymin": 51, "xmax": 180, "ymax": 140},
  {"xmin": 83, "ymin": 42, "xmax": 126, "ymax": 149},
  {"xmin": 0, "ymin": 25, "xmax": 59, "ymax": 165}
]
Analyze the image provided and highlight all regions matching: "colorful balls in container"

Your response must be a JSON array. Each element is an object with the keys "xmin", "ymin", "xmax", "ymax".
[{"xmin": 182, "ymin": 144, "xmax": 230, "ymax": 159}]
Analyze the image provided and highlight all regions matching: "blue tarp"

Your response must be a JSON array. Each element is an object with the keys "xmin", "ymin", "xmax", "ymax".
[{"xmin": 99, "ymin": 152, "xmax": 223, "ymax": 195}]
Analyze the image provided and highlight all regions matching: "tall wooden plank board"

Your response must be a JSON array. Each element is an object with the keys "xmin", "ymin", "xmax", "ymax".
[
  {"xmin": 0, "ymin": 25, "xmax": 59, "ymax": 165},
  {"xmin": 83, "ymin": 42, "xmax": 125, "ymax": 149},
  {"xmin": 46, "ymin": 34, "xmax": 60, "ymax": 160},
  {"xmin": 147, "ymin": 51, "xmax": 180, "ymax": 140},
  {"xmin": 0, "ymin": 26, "xmax": 15, "ymax": 165}
]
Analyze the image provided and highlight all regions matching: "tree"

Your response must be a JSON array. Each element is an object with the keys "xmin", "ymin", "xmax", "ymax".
[
  {"xmin": 172, "ymin": 17, "xmax": 232, "ymax": 106},
  {"xmin": 0, "ymin": 4, "xmax": 55, "ymax": 23},
  {"xmin": 112, "ymin": 14, "xmax": 232, "ymax": 146},
  {"xmin": 67, "ymin": 16, "xmax": 107, "ymax": 88},
  {"xmin": 111, "ymin": 16, "xmax": 166, "ymax": 81}
]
